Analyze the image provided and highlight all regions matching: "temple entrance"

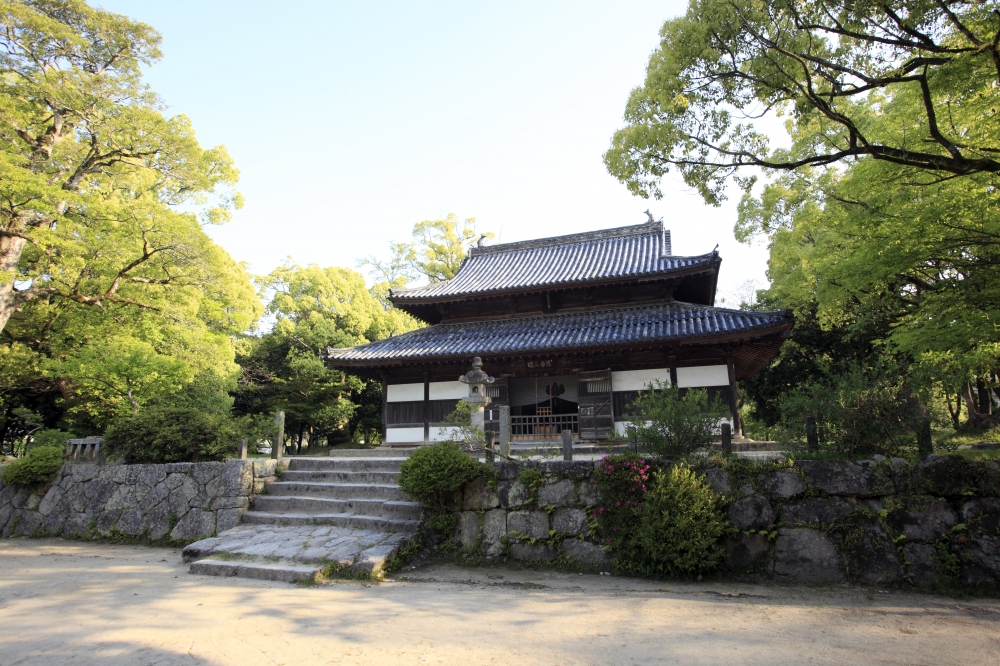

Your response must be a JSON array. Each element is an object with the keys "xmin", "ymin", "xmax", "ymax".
[
  {"xmin": 509, "ymin": 375, "xmax": 578, "ymax": 440},
  {"xmin": 578, "ymin": 369, "xmax": 614, "ymax": 440}
]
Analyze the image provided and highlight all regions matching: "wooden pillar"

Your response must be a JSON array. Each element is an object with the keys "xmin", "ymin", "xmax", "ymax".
[
  {"xmin": 725, "ymin": 357, "xmax": 742, "ymax": 436},
  {"xmin": 423, "ymin": 376, "xmax": 430, "ymax": 443},
  {"xmin": 380, "ymin": 377, "xmax": 387, "ymax": 446}
]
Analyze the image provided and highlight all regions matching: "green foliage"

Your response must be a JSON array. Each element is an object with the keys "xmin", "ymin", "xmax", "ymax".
[
  {"xmin": 627, "ymin": 382, "xmax": 730, "ymax": 457},
  {"xmin": 424, "ymin": 513, "xmax": 457, "ymax": 537},
  {"xmin": 235, "ymin": 263, "xmax": 420, "ymax": 449},
  {"xmin": 592, "ymin": 454, "xmax": 727, "ymax": 578},
  {"xmin": 361, "ymin": 213, "xmax": 496, "ymax": 288},
  {"xmin": 604, "ymin": 1, "xmax": 1000, "ymax": 204},
  {"xmin": 441, "ymin": 400, "xmax": 485, "ymax": 447},
  {"xmin": 104, "ymin": 408, "xmax": 235, "ymax": 463},
  {"xmin": 778, "ymin": 363, "xmax": 914, "ymax": 457},
  {"xmin": 517, "ymin": 468, "xmax": 544, "ymax": 491},
  {"xmin": 397, "ymin": 442, "xmax": 481, "ymax": 512},
  {"xmin": 1, "ymin": 445, "xmax": 64, "ymax": 487},
  {"xmin": 0, "ymin": 1, "xmax": 262, "ymax": 438},
  {"xmin": 30, "ymin": 429, "xmax": 75, "ymax": 450},
  {"xmin": 634, "ymin": 467, "xmax": 729, "ymax": 577}
]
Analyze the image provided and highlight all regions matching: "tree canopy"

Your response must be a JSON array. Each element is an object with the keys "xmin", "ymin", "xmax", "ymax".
[
  {"xmin": 0, "ymin": 0, "xmax": 245, "ymax": 333},
  {"xmin": 0, "ymin": 0, "xmax": 260, "ymax": 451},
  {"xmin": 234, "ymin": 264, "xmax": 420, "ymax": 449},
  {"xmin": 361, "ymin": 213, "xmax": 494, "ymax": 288},
  {"xmin": 604, "ymin": 0, "xmax": 1000, "ymax": 204}
]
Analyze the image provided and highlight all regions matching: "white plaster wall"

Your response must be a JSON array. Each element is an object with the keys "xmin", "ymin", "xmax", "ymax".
[
  {"xmin": 676, "ymin": 365, "xmax": 729, "ymax": 388},
  {"xmin": 386, "ymin": 383, "xmax": 423, "ymax": 402},
  {"xmin": 429, "ymin": 381, "xmax": 467, "ymax": 400},
  {"xmin": 428, "ymin": 426, "xmax": 453, "ymax": 442},
  {"xmin": 611, "ymin": 369, "xmax": 671, "ymax": 391},
  {"xmin": 385, "ymin": 427, "xmax": 424, "ymax": 443},
  {"xmin": 615, "ymin": 419, "xmax": 734, "ymax": 437}
]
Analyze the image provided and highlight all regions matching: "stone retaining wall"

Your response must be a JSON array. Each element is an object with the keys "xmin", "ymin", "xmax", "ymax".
[
  {"xmin": 446, "ymin": 455, "xmax": 1000, "ymax": 590},
  {"xmin": 0, "ymin": 459, "xmax": 279, "ymax": 543}
]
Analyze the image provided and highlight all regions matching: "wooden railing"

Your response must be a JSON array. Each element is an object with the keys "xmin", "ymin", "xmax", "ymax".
[{"xmin": 510, "ymin": 414, "xmax": 578, "ymax": 440}]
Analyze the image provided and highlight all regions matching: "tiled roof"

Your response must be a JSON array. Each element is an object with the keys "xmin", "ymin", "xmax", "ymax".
[
  {"xmin": 389, "ymin": 221, "xmax": 718, "ymax": 303},
  {"xmin": 326, "ymin": 302, "xmax": 793, "ymax": 366}
]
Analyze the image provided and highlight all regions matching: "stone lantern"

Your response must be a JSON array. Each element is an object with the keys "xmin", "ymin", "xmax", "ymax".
[{"xmin": 458, "ymin": 356, "xmax": 494, "ymax": 432}]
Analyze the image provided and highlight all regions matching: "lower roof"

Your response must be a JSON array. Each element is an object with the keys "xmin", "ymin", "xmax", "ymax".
[{"xmin": 325, "ymin": 302, "xmax": 794, "ymax": 367}]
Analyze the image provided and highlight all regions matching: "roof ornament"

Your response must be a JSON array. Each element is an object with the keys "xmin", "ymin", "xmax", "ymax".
[
  {"xmin": 458, "ymin": 356, "xmax": 494, "ymax": 386},
  {"xmin": 476, "ymin": 233, "xmax": 488, "ymax": 248},
  {"xmin": 644, "ymin": 209, "xmax": 655, "ymax": 224}
]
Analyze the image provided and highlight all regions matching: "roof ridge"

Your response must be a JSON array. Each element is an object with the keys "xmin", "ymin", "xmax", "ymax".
[
  {"xmin": 468, "ymin": 220, "xmax": 666, "ymax": 257},
  {"xmin": 386, "ymin": 300, "xmax": 788, "ymax": 331}
]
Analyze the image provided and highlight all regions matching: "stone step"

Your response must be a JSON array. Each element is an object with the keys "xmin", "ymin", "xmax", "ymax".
[
  {"xmin": 327, "ymin": 448, "xmax": 415, "ymax": 458},
  {"xmin": 240, "ymin": 510, "xmax": 420, "ymax": 533},
  {"xmin": 189, "ymin": 558, "xmax": 323, "ymax": 583},
  {"xmin": 252, "ymin": 495, "xmax": 422, "ymax": 521},
  {"xmin": 265, "ymin": 481, "xmax": 408, "ymax": 501},
  {"xmin": 287, "ymin": 458, "xmax": 408, "ymax": 473},
  {"xmin": 279, "ymin": 470, "xmax": 401, "ymax": 484}
]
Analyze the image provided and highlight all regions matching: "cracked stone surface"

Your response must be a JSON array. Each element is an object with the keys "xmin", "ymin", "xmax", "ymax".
[{"xmin": 183, "ymin": 524, "xmax": 414, "ymax": 568}]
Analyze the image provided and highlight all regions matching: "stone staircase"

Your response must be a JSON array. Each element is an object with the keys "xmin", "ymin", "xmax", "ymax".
[{"xmin": 183, "ymin": 452, "xmax": 421, "ymax": 582}]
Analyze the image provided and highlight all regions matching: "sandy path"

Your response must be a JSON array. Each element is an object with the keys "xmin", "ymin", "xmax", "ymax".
[{"xmin": 1, "ymin": 538, "xmax": 998, "ymax": 665}]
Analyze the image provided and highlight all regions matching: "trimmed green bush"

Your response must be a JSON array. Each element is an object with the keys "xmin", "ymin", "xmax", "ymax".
[
  {"xmin": 592, "ymin": 453, "xmax": 728, "ymax": 578},
  {"xmin": 633, "ymin": 466, "xmax": 729, "ymax": 577},
  {"xmin": 1, "ymin": 446, "xmax": 65, "ymax": 487},
  {"xmin": 398, "ymin": 442, "xmax": 482, "ymax": 512},
  {"xmin": 104, "ymin": 408, "xmax": 234, "ymax": 463}
]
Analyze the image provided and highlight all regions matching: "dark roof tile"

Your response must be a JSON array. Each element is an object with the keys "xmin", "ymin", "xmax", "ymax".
[
  {"xmin": 326, "ymin": 302, "xmax": 793, "ymax": 366},
  {"xmin": 390, "ymin": 221, "xmax": 717, "ymax": 303}
]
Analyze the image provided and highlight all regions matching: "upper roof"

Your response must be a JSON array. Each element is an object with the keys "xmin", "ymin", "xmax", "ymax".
[
  {"xmin": 388, "ymin": 220, "xmax": 719, "ymax": 305},
  {"xmin": 326, "ymin": 301, "xmax": 793, "ymax": 367}
]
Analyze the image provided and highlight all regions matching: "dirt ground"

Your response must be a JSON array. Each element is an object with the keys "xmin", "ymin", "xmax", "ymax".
[{"xmin": 1, "ymin": 538, "xmax": 998, "ymax": 665}]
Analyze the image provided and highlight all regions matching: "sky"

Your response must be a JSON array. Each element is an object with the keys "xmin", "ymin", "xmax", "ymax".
[{"xmin": 97, "ymin": 0, "xmax": 771, "ymax": 305}]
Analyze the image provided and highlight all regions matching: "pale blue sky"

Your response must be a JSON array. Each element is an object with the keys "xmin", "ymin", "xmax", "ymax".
[{"xmin": 97, "ymin": 1, "xmax": 769, "ymax": 303}]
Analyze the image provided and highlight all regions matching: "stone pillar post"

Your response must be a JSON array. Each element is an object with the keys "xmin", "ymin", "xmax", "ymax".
[
  {"xmin": 499, "ymin": 405, "xmax": 511, "ymax": 457},
  {"xmin": 271, "ymin": 411, "xmax": 285, "ymax": 462}
]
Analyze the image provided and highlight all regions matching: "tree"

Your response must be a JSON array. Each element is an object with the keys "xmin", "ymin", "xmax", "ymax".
[
  {"xmin": 0, "ymin": 1, "xmax": 244, "ymax": 333},
  {"xmin": 626, "ymin": 381, "xmax": 730, "ymax": 457},
  {"xmin": 604, "ymin": 1, "xmax": 1000, "ymax": 205},
  {"xmin": 361, "ymin": 213, "xmax": 495, "ymax": 287},
  {"xmin": 239, "ymin": 264, "xmax": 420, "ymax": 449},
  {"xmin": 740, "ymin": 140, "xmax": 1000, "ymax": 431}
]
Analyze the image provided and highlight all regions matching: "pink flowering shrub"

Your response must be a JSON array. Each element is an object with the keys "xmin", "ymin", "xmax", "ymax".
[
  {"xmin": 591, "ymin": 453, "xmax": 655, "ymax": 564},
  {"xmin": 592, "ymin": 453, "xmax": 729, "ymax": 577}
]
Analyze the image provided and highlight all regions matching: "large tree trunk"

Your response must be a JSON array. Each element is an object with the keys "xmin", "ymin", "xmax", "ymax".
[
  {"xmin": 0, "ymin": 234, "xmax": 29, "ymax": 334},
  {"xmin": 977, "ymin": 378, "xmax": 993, "ymax": 415},
  {"xmin": 947, "ymin": 391, "xmax": 962, "ymax": 431},
  {"xmin": 962, "ymin": 381, "xmax": 1000, "ymax": 430}
]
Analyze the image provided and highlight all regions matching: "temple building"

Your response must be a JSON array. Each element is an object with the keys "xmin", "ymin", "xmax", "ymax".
[{"xmin": 325, "ymin": 218, "xmax": 794, "ymax": 446}]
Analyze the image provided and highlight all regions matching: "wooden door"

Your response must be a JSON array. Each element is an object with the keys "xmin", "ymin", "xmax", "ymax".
[{"xmin": 578, "ymin": 370, "xmax": 613, "ymax": 440}]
